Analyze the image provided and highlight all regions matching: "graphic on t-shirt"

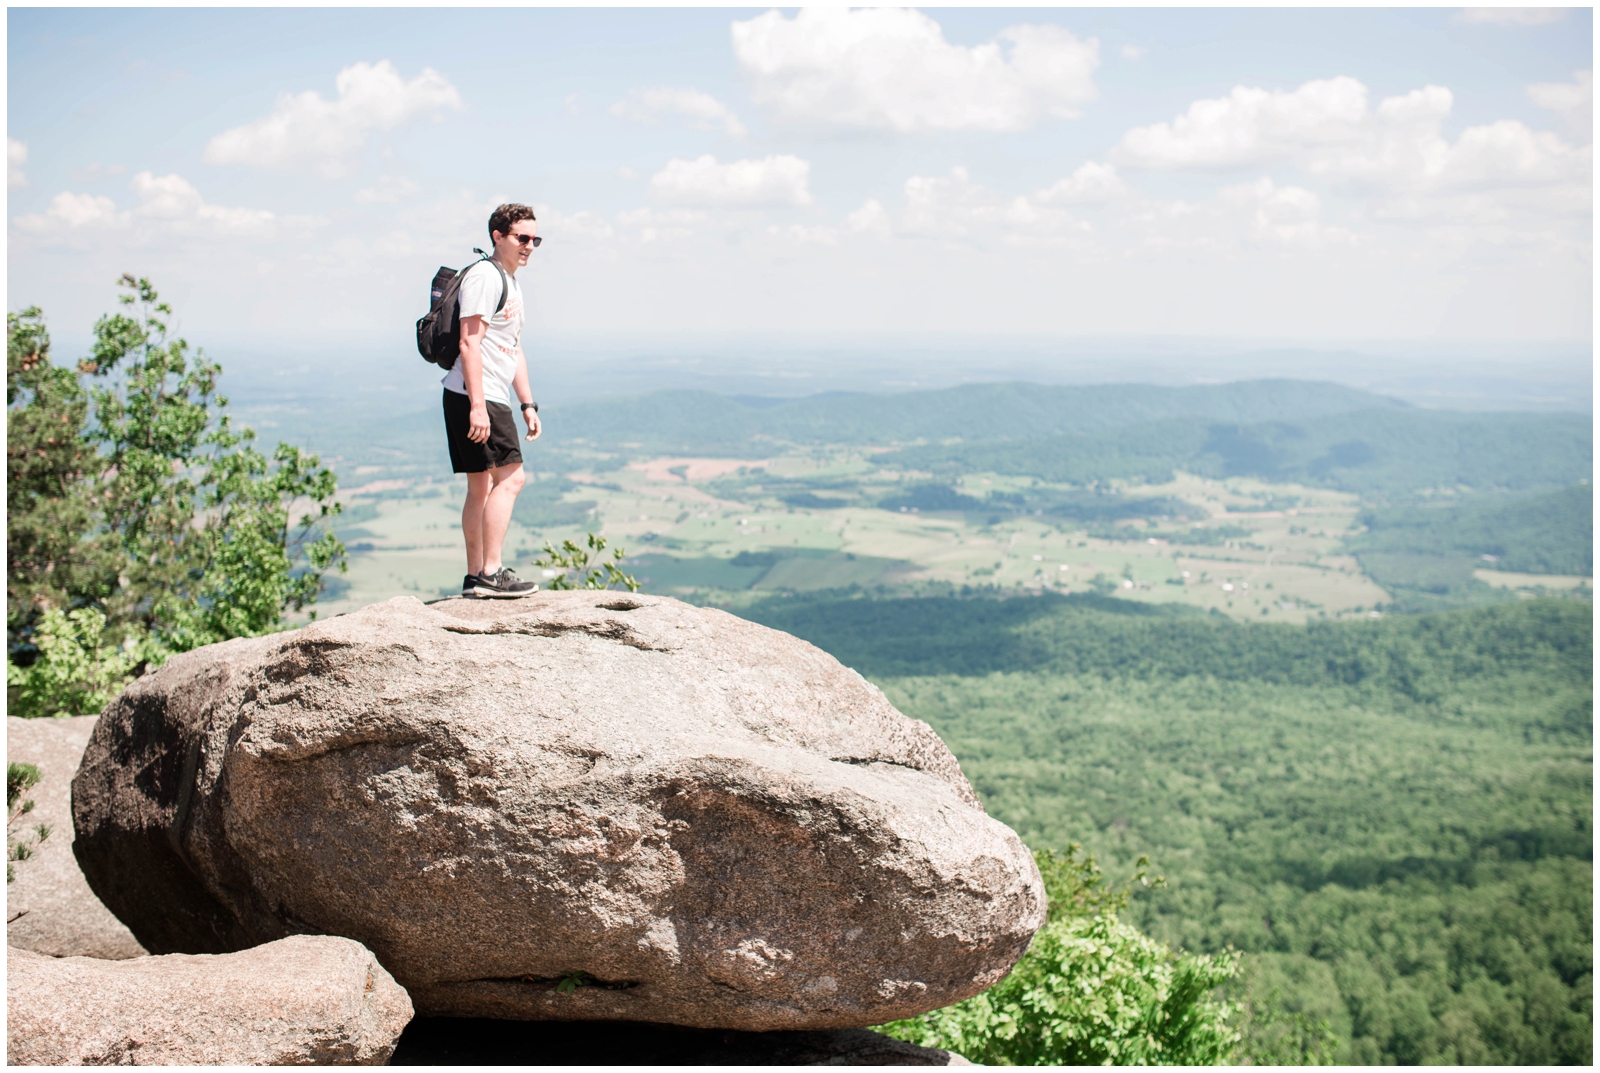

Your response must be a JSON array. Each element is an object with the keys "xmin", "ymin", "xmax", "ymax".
[{"xmin": 490, "ymin": 293, "xmax": 524, "ymax": 354}]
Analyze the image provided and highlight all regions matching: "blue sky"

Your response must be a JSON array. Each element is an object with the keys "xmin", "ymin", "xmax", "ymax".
[{"xmin": 7, "ymin": 7, "xmax": 1593, "ymax": 353}]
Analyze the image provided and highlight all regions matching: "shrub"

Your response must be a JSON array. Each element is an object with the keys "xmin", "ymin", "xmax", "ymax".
[
  {"xmin": 878, "ymin": 845, "xmax": 1241, "ymax": 1065},
  {"xmin": 6, "ymin": 607, "xmax": 138, "ymax": 719}
]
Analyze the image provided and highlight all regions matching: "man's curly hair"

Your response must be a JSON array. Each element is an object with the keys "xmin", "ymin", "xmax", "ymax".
[{"xmin": 488, "ymin": 203, "xmax": 536, "ymax": 241}]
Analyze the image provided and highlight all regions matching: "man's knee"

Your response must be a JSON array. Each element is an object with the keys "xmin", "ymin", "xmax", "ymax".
[{"xmin": 494, "ymin": 464, "xmax": 526, "ymax": 494}]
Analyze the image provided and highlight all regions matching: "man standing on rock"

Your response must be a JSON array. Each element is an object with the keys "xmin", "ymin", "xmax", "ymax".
[{"xmin": 442, "ymin": 203, "xmax": 543, "ymax": 598}]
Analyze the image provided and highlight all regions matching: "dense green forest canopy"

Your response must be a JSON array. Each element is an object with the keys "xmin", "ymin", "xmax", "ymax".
[
  {"xmin": 1354, "ymin": 484, "xmax": 1593, "ymax": 576},
  {"xmin": 736, "ymin": 593, "xmax": 1592, "ymax": 1065},
  {"xmin": 745, "ymin": 590, "xmax": 1589, "ymax": 706}
]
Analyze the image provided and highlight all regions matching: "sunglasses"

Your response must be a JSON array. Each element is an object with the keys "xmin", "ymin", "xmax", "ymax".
[{"xmin": 510, "ymin": 233, "xmax": 542, "ymax": 247}]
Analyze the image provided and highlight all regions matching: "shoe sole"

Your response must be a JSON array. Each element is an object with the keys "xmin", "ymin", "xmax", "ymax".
[{"xmin": 469, "ymin": 585, "xmax": 539, "ymax": 599}]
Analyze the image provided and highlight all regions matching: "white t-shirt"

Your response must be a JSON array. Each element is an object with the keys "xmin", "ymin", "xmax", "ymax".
[{"xmin": 441, "ymin": 258, "xmax": 524, "ymax": 406}]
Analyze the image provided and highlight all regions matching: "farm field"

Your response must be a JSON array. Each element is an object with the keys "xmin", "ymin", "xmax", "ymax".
[
  {"xmin": 312, "ymin": 448, "xmax": 1399, "ymax": 623},
  {"xmin": 281, "ymin": 378, "xmax": 1590, "ymax": 623}
]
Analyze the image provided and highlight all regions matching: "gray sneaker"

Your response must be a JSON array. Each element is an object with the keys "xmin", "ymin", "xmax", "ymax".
[
  {"xmin": 471, "ymin": 567, "xmax": 538, "ymax": 598},
  {"xmin": 462, "ymin": 573, "xmax": 482, "ymax": 597}
]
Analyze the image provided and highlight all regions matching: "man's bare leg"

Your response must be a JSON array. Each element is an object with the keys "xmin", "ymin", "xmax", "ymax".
[
  {"xmin": 479, "ymin": 461, "xmax": 526, "ymax": 576},
  {"xmin": 461, "ymin": 471, "xmax": 493, "ymax": 577},
  {"xmin": 461, "ymin": 462, "xmax": 526, "ymax": 578}
]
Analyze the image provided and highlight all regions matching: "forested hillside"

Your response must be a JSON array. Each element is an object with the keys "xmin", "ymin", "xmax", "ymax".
[
  {"xmin": 887, "ymin": 410, "xmax": 1592, "ymax": 497},
  {"xmin": 542, "ymin": 379, "xmax": 1403, "ymax": 450},
  {"xmin": 1348, "ymin": 484, "xmax": 1594, "ymax": 611},
  {"xmin": 739, "ymin": 594, "xmax": 1593, "ymax": 1065}
]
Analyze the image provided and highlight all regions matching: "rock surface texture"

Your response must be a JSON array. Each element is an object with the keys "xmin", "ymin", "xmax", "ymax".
[
  {"xmin": 73, "ymin": 593, "xmax": 1044, "ymax": 1031},
  {"xmin": 6, "ymin": 935, "xmax": 412, "ymax": 1065},
  {"xmin": 390, "ymin": 1017, "xmax": 970, "ymax": 1065},
  {"xmin": 6, "ymin": 715, "xmax": 147, "ymax": 959}
]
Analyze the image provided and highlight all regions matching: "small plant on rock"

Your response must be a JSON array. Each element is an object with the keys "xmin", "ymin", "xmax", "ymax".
[
  {"xmin": 533, "ymin": 533, "xmax": 639, "ymax": 592},
  {"xmin": 556, "ymin": 971, "xmax": 593, "ymax": 993},
  {"xmin": 7, "ymin": 762, "xmax": 42, "ymax": 884}
]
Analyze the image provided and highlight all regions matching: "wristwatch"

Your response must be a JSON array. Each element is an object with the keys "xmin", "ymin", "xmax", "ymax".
[{"xmin": 520, "ymin": 402, "xmax": 539, "ymax": 414}]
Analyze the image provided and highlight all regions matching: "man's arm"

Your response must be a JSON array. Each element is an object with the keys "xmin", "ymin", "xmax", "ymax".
[
  {"xmin": 458, "ymin": 315, "xmax": 491, "ymax": 444},
  {"xmin": 512, "ymin": 350, "xmax": 540, "ymax": 442}
]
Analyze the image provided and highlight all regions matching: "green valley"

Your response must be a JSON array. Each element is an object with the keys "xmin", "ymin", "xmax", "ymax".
[
  {"xmin": 741, "ymin": 594, "xmax": 1593, "ymax": 1065},
  {"xmin": 282, "ymin": 377, "xmax": 1590, "ymax": 1066}
]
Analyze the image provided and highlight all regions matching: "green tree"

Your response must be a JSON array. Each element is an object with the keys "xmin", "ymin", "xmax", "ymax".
[
  {"xmin": 879, "ymin": 846, "xmax": 1241, "ymax": 1065},
  {"xmin": 82, "ymin": 275, "xmax": 346, "ymax": 653},
  {"xmin": 5, "ymin": 277, "xmax": 347, "ymax": 711},
  {"xmin": 6, "ymin": 307, "xmax": 115, "ymax": 658}
]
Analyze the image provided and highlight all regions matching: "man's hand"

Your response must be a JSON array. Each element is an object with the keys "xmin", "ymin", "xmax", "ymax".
[
  {"xmin": 468, "ymin": 403, "xmax": 492, "ymax": 444},
  {"xmin": 525, "ymin": 411, "xmax": 542, "ymax": 442}
]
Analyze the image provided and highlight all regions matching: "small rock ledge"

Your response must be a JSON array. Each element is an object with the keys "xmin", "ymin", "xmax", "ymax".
[{"xmin": 390, "ymin": 1017, "xmax": 970, "ymax": 1065}]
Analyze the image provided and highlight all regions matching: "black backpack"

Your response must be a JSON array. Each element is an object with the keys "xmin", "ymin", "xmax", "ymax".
[{"xmin": 416, "ymin": 249, "xmax": 508, "ymax": 370}]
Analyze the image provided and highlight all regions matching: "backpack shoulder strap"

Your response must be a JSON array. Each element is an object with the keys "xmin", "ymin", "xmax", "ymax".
[{"xmin": 469, "ymin": 249, "xmax": 508, "ymax": 315}]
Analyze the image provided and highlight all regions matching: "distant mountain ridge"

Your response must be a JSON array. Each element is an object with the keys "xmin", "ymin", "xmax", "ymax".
[
  {"xmin": 270, "ymin": 379, "xmax": 1589, "ymax": 502},
  {"xmin": 889, "ymin": 408, "xmax": 1594, "ymax": 497},
  {"xmin": 545, "ymin": 379, "xmax": 1409, "ymax": 449}
]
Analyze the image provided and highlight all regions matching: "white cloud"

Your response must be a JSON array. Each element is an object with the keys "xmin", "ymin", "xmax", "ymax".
[
  {"xmin": 648, "ymin": 154, "xmax": 812, "ymax": 208},
  {"xmin": 613, "ymin": 206, "xmax": 708, "ymax": 246},
  {"xmin": 1112, "ymin": 75, "xmax": 1590, "ymax": 198},
  {"xmin": 759, "ymin": 198, "xmax": 894, "ymax": 248},
  {"xmin": 1113, "ymin": 77, "xmax": 1372, "ymax": 170},
  {"xmin": 354, "ymin": 175, "xmax": 421, "ymax": 204},
  {"xmin": 13, "ymin": 172, "xmax": 314, "ymax": 242},
  {"xmin": 1217, "ymin": 177, "xmax": 1356, "ymax": 247},
  {"xmin": 1456, "ymin": 8, "xmax": 1567, "ymax": 25},
  {"xmin": 900, "ymin": 166, "xmax": 1092, "ymax": 247},
  {"xmin": 535, "ymin": 203, "xmax": 618, "ymax": 245},
  {"xmin": 1435, "ymin": 120, "xmax": 1590, "ymax": 188},
  {"xmin": 1120, "ymin": 45, "xmax": 1148, "ymax": 61},
  {"xmin": 731, "ymin": 8, "xmax": 1098, "ymax": 132},
  {"xmin": 611, "ymin": 87, "xmax": 748, "ymax": 138},
  {"xmin": 1034, "ymin": 161, "xmax": 1131, "ymax": 205},
  {"xmin": 8, "ymin": 139, "xmax": 27, "ymax": 190},
  {"xmin": 13, "ymin": 191, "xmax": 128, "ymax": 233},
  {"xmin": 1529, "ymin": 70, "xmax": 1593, "ymax": 140},
  {"xmin": 204, "ymin": 61, "xmax": 461, "ymax": 178},
  {"xmin": 766, "ymin": 222, "xmax": 839, "ymax": 246},
  {"xmin": 845, "ymin": 199, "xmax": 892, "ymax": 236},
  {"xmin": 129, "ymin": 172, "xmax": 280, "ymax": 235}
]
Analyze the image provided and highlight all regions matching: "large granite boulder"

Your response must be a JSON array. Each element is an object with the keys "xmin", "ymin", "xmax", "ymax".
[
  {"xmin": 6, "ymin": 715, "xmax": 146, "ymax": 959},
  {"xmin": 73, "ymin": 593, "xmax": 1044, "ymax": 1031},
  {"xmin": 7, "ymin": 935, "xmax": 412, "ymax": 1065}
]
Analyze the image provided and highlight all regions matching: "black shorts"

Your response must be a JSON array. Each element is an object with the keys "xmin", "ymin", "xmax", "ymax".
[{"xmin": 443, "ymin": 389, "xmax": 523, "ymax": 473}]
